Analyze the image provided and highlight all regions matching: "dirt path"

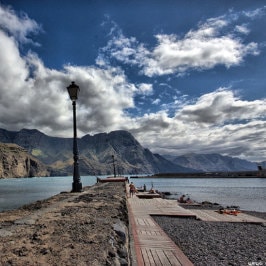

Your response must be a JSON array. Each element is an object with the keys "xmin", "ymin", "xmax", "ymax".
[{"xmin": 0, "ymin": 182, "xmax": 129, "ymax": 266}]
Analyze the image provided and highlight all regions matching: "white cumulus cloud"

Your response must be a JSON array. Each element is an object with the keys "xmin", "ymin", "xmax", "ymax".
[
  {"xmin": 0, "ymin": 3, "xmax": 41, "ymax": 44},
  {"xmin": 100, "ymin": 14, "xmax": 260, "ymax": 77}
]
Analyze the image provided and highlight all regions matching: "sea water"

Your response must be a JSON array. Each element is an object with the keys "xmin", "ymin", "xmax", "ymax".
[
  {"xmin": 0, "ymin": 176, "xmax": 265, "ymax": 212},
  {"xmin": 129, "ymin": 177, "xmax": 266, "ymax": 212},
  {"xmin": 0, "ymin": 176, "xmax": 96, "ymax": 212}
]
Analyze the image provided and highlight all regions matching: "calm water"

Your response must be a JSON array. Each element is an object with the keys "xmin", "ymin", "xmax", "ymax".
[
  {"xmin": 0, "ymin": 176, "xmax": 265, "ymax": 212},
  {"xmin": 0, "ymin": 176, "xmax": 97, "ymax": 212},
  {"xmin": 129, "ymin": 177, "xmax": 266, "ymax": 212}
]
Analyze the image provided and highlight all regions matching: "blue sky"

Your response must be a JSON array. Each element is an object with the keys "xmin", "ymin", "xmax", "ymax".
[{"xmin": 0, "ymin": 0, "xmax": 265, "ymax": 162}]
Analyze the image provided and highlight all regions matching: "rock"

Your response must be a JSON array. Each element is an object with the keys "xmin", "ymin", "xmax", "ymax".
[
  {"xmin": 0, "ymin": 143, "xmax": 49, "ymax": 178},
  {"xmin": 0, "ymin": 229, "xmax": 12, "ymax": 237},
  {"xmin": 119, "ymin": 258, "xmax": 128, "ymax": 266},
  {"xmin": 117, "ymin": 246, "xmax": 128, "ymax": 258},
  {"xmin": 113, "ymin": 220, "xmax": 127, "ymax": 244}
]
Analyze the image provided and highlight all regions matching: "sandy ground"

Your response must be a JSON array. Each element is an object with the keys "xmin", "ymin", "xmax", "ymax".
[{"xmin": 0, "ymin": 182, "xmax": 129, "ymax": 266}]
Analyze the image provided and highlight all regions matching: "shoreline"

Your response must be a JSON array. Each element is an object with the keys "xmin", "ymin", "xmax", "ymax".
[{"xmin": 0, "ymin": 182, "xmax": 265, "ymax": 265}]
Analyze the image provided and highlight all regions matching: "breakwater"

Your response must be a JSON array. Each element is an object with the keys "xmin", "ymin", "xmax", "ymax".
[{"xmin": 0, "ymin": 182, "xmax": 130, "ymax": 265}]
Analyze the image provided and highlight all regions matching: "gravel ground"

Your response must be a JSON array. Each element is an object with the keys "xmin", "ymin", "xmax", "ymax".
[{"xmin": 153, "ymin": 215, "xmax": 266, "ymax": 266}]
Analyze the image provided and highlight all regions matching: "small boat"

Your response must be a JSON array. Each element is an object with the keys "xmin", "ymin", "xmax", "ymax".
[
  {"xmin": 96, "ymin": 155, "xmax": 128, "ymax": 183},
  {"xmin": 97, "ymin": 177, "xmax": 128, "ymax": 183}
]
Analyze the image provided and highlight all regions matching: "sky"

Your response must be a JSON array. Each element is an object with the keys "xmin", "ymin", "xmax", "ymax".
[{"xmin": 0, "ymin": 0, "xmax": 265, "ymax": 162}]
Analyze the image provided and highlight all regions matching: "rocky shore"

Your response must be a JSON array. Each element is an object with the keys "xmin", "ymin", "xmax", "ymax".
[
  {"xmin": 154, "ymin": 211, "xmax": 266, "ymax": 266},
  {"xmin": 0, "ymin": 182, "xmax": 129, "ymax": 266}
]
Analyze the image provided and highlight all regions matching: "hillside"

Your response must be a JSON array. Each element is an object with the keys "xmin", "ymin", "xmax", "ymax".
[
  {"xmin": 1, "ymin": 128, "xmax": 263, "ymax": 177},
  {"xmin": 164, "ymin": 153, "xmax": 258, "ymax": 172},
  {"xmin": 0, "ymin": 143, "xmax": 49, "ymax": 178},
  {"xmin": 0, "ymin": 128, "xmax": 192, "ymax": 176}
]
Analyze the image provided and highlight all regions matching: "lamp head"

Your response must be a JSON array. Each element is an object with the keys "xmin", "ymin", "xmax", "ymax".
[{"xmin": 67, "ymin": 81, "xmax": 80, "ymax": 101}]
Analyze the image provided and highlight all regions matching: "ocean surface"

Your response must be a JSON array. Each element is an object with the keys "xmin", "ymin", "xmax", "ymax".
[
  {"xmin": 0, "ymin": 176, "xmax": 265, "ymax": 212},
  {"xmin": 0, "ymin": 176, "xmax": 97, "ymax": 212},
  {"xmin": 129, "ymin": 177, "xmax": 266, "ymax": 212}
]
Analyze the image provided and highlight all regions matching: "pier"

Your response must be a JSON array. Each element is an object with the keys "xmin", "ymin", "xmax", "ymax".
[{"xmin": 0, "ymin": 181, "xmax": 265, "ymax": 265}]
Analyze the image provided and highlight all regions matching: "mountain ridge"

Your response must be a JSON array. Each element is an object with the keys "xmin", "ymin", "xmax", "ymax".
[
  {"xmin": 0, "ymin": 128, "xmax": 264, "ymax": 177},
  {"xmin": 0, "ymin": 128, "xmax": 193, "ymax": 176},
  {"xmin": 163, "ymin": 153, "xmax": 261, "ymax": 172}
]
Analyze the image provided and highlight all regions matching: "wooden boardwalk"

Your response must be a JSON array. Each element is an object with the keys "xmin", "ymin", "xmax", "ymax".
[
  {"xmin": 127, "ymin": 196, "xmax": 194, "ymax": 266},
  {"xmin": 189, "ymin": 209, "xmax": 266, "ymax": 223},
  {"xmin": 127, "ymin": 192, "xmax": 266, "ymax": 265}
]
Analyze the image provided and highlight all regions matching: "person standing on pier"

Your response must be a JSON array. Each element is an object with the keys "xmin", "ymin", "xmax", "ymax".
[{"xmin": 129, "ymin": 182, "xmax": 136, "ymax": 197}]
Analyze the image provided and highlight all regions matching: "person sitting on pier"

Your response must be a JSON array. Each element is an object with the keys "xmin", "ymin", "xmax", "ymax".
[
  {"xmin": 186, "ymin": 197, "xmax": 193, "ymax": 204},
  {"xmin": 178, "ymin": 195, "xmax": 186, "ymax": 203}
]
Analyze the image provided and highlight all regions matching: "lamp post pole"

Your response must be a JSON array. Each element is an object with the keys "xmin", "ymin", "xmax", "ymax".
[
  {"xmin": 67, "ymin": 81, "xmax": 82, "ymax": 192},
  {"xmin": 112, "ymin": 155, "xmax": 117, "ymax": 177}
]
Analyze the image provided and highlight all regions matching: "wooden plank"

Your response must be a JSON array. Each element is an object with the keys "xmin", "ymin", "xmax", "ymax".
[
  {"xmin": 145, "ymin": 218, "xmax": 156, "ymax": 226},
  {"xmin": 191, "ymin": 209, "xmax": 266, "ymax": 223},
  {"xmin": 141, "ymin": 248, "xmax": 151, "ymax": 266},
  {"xmin": 127, "ymin": 195, "xmax": 195, "ymax": 266},
  {"xmin": 150, "ymin": 249, "xmax": 163, "ymax": 265},
  {"xmin": 137, "ymin": 218, "xmax": 146, "ymax": 226},
  {"xmin": 164, "ymin": 250, "xmax": 182, "ymax": 266},
  {"xmin": 146, "ymin": 248, "xmax": 156, "ymax": 265},
  {"xmin": 156, "ymin": 250, "xmax": 172, "ymax": 266}
]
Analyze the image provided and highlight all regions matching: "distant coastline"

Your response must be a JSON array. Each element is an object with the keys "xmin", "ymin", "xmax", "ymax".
[{"xmin": 131, "ymin": 170, "xmax": 266, "ymax": 178}]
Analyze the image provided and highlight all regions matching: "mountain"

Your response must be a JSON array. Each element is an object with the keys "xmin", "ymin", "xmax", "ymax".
[
  {"xmin": 1, "ymin": 128, "xmax": 261, "ymax": 177},
  {"xmin": 0, "ymin": 128, "xmax": 193, "ymax": 176},
  {"xmin": 0, "ymin": 143, "xmax": 49, "ymax": 178},
  {"xmin": 164, "ymin": 153, "xmax": 258, "ymax": 172}
]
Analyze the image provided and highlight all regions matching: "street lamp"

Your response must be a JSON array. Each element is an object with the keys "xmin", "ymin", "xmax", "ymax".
[
  {"xmin": 67, "ymin": 81, "xmax": 82, "ymax": 192},
  {"xmin": 112, "ymin": 155, "xmax": 117, "ymax": 177}
]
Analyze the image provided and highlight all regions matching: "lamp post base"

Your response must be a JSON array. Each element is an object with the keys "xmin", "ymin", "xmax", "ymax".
[{"xmin": 72, "ymin": 182, "xmax": 82, "ymax": 192}]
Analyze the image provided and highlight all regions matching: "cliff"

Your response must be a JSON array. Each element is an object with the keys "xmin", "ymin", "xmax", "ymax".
[{"xmin": 0, "ymin": 143, "xmax": 50, "ymax": 178}]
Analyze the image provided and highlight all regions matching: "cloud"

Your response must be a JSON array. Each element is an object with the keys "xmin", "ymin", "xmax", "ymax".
[
  {"xmin": 137, "ymin": 83, "xmax": 153, "ymax": 95},
  {"xmin": 152, "ymin": 99, "xmax": 161, "ymax": 105},
  {"xmin": 0, "ymin": 3, "xmax": 265, "ymax": 162},
  {"xmin": 0, "ymin": 3, "xmax": 41, "ymax": 44},
  {"xmin": 143, "ymin": 16, "xmax": 259, "ymax": 76},
  {"xmin": 0, "ymin": 39, "xmax": 138, "ymax": 137},
  {"xmin": 235, "ymin": 24, "xmax": 250, "ymax": 34},
  {"xmin": 0, "ymin": 5, "xmax": 138, "ymax": 137},
  {"xmin": 243, "ymin": 6, "xmax": 266, "ymax": 18},
  {"xmin": 97, "ymin": 31, "xmax": 149, "ymax": 68},
  {"xmin": 176, "ymin": 89, "xmax": 266, "ymax": 124},
  {"xmin": 100, "ymin": 13, "xmax": 260, "ymax": 77},
  {"xmin": 128, "ymin": 88, "xmax": 266, "ymax": 161},
  {"xmin": 62, "ymin": 65, "xmax": 138, "ymax": 134}
]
